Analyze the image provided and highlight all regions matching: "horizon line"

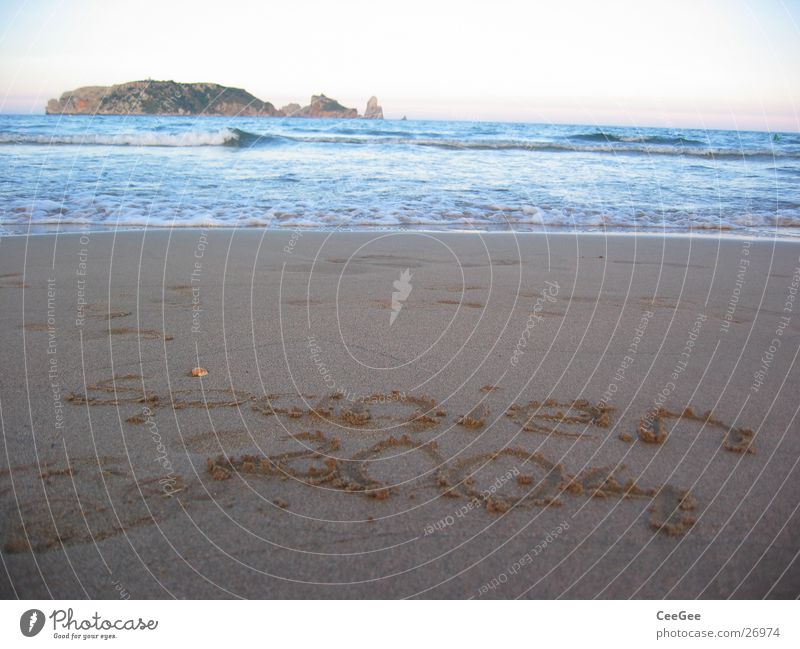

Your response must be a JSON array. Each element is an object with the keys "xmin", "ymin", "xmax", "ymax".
[{"xmin": 0, "ymin": 109, "xmax": 797, "ymax": 135}]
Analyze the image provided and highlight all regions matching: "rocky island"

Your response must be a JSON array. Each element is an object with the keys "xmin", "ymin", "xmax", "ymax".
[
  {"xmin": 46, "ymin": 80, "xmax": 280, "ymax": 117},
  {"xmin": 46, "ymin": 80, "xmax": 384, "ymax": 119},
  {"xmin": 284, "ymin": 94, "xmax": 358, "ymax": 118}
]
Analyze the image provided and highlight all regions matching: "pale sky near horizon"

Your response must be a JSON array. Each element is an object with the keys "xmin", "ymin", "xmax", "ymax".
[{"xmin": 0, "ymin": 0, "xmax": 798, "ymax": 130}]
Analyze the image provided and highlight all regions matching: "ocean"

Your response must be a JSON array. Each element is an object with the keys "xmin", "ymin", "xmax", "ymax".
[{"xmin": 1, "ymin": 114, "xmax": 799, "ymax": 237}]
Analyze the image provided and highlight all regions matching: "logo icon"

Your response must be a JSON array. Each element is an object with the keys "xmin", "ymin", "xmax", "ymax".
[
  {"xmin": 20, "ymin": 609, "xmax": 45, "ymax": 637},
  {"xmin": 390, "ymin": 268, "xmax": 413, "ymax": 326}
]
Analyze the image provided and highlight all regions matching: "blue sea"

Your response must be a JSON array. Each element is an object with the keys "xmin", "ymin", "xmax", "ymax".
[{"xmin": 1, "ymin": 114, "xmax": 799, "ymax": 237}]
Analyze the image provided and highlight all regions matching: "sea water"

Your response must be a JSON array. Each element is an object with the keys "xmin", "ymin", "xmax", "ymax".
[{"xmin": 1, "ymin": 114, "xmax": 798, "ymax": 237}]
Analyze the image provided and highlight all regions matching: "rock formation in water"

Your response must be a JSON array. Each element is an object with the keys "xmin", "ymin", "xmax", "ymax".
[
  {"xmin": 291, "ymin": 94, "xmax": 358, "ymax": 118},
  {"xmin": 280, "ymin": 103, "xmax": 302, "ymax": 117},
  {"xmin": 46, "ymin": 80, "xmax": 280, "ymax": 116},
  {"xmin": 364, "ymin": 96, "xmax": 384, "ymax": 119}
]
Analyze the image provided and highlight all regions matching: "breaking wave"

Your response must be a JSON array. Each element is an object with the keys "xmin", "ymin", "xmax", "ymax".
[
  {"xmin": 0, "ymin": 128, "xmax": 243, "ymax": 147},
  {"xmin": 3, "ymin": 127, "xmax": 797, "ymax": 159},
  {"xmin": 571, "ymin": 131, "xmax": 706, "ymax": 145},
  {"xmin": 275, "ymin": 136, "xmax": 798, "ymax": 159}
]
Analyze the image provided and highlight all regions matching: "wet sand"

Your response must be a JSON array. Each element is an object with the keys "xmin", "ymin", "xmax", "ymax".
[{"xmin": 0, "ymin": 229, "xmax": 799, "ymax": 598}]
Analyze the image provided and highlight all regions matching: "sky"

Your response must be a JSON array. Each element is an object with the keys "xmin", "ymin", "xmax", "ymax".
[{"xmin": 0, "ymin": 0, "xmax": 798, "ymax": 130}]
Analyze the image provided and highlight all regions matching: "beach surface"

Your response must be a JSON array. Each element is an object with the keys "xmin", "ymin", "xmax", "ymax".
[{"xmin": 0, "ymin": 229, "xmax": 798, "ymax": 598}]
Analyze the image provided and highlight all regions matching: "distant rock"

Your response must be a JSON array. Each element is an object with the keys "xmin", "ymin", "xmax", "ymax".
[
  {"xmin": 291, "ymin": 94, "xmax": 358, "ymax": 118},
  {"xmin": 280, "ymin": 103, "xmax": 302, "ymax": 117},
  {"xmin": 45, "ymin": 80, "xmax": 280, "ymax": 116},
  {"xmin": 364, "ymin": 96, "xmax": 383, "ymax": 119}
]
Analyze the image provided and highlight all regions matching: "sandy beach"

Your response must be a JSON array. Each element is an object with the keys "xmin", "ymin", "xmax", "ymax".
[{"xmin": 0, "ymin": 228, "xmax": 798, "ymax": 599}]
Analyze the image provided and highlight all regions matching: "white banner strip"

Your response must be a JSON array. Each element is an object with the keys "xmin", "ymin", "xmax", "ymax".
[{"xmin": 1, "ymin": 600, "xmax": 797, "ymax": 648}]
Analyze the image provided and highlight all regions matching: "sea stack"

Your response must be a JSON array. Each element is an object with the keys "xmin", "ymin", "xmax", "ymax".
[{"xmin": 364, "ymin": 96, "xmax": 384, "ymax": 119}]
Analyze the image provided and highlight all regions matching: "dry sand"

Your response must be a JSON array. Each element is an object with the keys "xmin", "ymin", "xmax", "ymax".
[{"xmin": 0, "ymin": 229, "xmax": 798, "ymax": 598}]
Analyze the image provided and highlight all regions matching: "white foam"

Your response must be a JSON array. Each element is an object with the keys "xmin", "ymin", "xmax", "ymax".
[{"xmin": 0, "ymin": 129, "xmax": 239, "ymax": 147}]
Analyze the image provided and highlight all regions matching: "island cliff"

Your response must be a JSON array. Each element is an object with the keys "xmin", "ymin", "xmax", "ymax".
[
  {"xmin": 46, "ymin": 80, "xmax": 279, "ymax": 116},
  {"xmin": 46, "ymin": 80, "xmax": 384, "ymax": 119}
]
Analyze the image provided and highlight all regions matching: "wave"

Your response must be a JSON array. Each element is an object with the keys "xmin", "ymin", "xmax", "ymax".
[
  {"xmin": 0, "ymin": 129, "xmax": 242, "ymax": 147},
  {"xmin": 8, "ymin": 209, "xmax": 800, "ymax": 233},
  {"xmin": 0, "ymin": 127, "xmax": 297, "ymax": 149},
  {"xmin": 345, "ymin": 137, "xmax": 797, "ymax": 159},
  {"xmin": 2, "ymin": 128, "xmax": 798, "ymax": 159},
  {"xmin": 571, "ymin": 131, "xmax": 705, "ymax": 145},
  {"xmin": 241, "ymin": 133, "xmax": 800, "ymax": 158},
  {"xmin": 227, "ymin": 128, "xmax": 293, "ymax": 147}
]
